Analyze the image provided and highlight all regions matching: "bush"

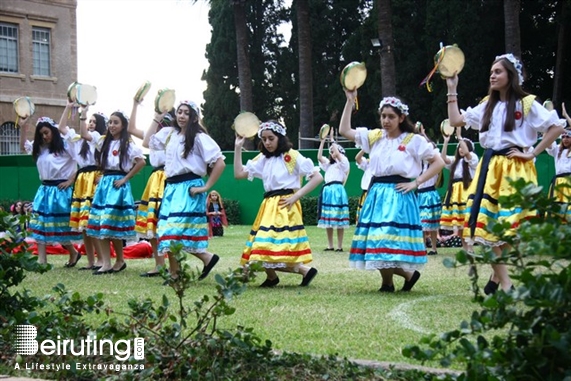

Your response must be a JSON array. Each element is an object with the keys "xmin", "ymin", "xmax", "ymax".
[
  {"xmin": 223, "ymin": 198, "xmax": 241, "ymax": 225},
  {"xmin": 403, "ymin": 179, "xmax": 571, "ymax": 380}
]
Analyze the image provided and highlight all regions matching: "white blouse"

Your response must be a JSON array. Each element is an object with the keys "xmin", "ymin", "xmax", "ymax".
[
  {"xmin": 463, "ymin": 100, "xmax": 565, "ymax": 150},
  {"xmin": 149, "ymin": 127, "xmax": 225, "ymax": 178},
  {"xmin": 546, "ymin": 141, "xmax": 571, "ymax": 175},
  {"xmin": 96, "ymin": 138, "xmax": 144, "ymax": 172},
  {"xmin": 355, "ymin": 127, "xmax": 435, "ymax": 179},
  {"xmin": 62, "ymin": 128, "xmax": 100, "ymax": 168},
  {"xmin": 149, "ymin": 149, "xmax": 166, "ymax": 168},
  {"xmin": 444, "ymin": 153, "xmax": 479, "ymax": 180},
  {"xmin": 320, "ymin": 156, "xmax": 349, "ymax": 183},
  {"xmin": 357, "ymin": 159, "xmax": 373, "ymax": 190},
  {"xmin": 419, "ymin": 147, "xmax": 442, "ymax": 189},
  {"xmin": 24, "ymin": 139, "xmax": 77, "ymax": 181},
  {"xmin": 244, "ymin": 152, "xmax": 319, "ymax": 192}
]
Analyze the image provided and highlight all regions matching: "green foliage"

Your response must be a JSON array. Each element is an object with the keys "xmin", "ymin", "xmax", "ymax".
[
  {"xmin": 403, "ymin": 179, "xmax": 571, "ymax": 380},
  {"xmin": 223, "ymin": 198, "xmax": 241, "ymax": 225}
]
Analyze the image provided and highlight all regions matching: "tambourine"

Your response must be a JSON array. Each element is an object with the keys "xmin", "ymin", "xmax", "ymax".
[
  {"xmin": 319, "ymin": 124, "xmax": 331, "ymax": 139},
  {"xmin": 420, "ymin": 44, "xmax": 465, "ymax": 92},
  {"xmin": 76, "ymin": 84, "xmax": 98, "ymax": 106},
  {"xmin": 415, "ymin": 121, "xmax": 423, "ymax": 133},
  {"xmin": 233, "ymin": 112, "xmax": 260, "ymax": 138},
  {"xmin": 155, "ymin": 89, "xmax": 175, "ymax": 113},
  {"xmin": 13, "ymin": 97, "xmax": 35, "ymax": 118},
  {"xmin": 543, "ymin": 99, "xmax": 554, "ymax": 111},
  {"xmin": 440, "ymin": 119, "xmax": 455, "ymax": 137},
  {"xmin": 134, "ymin": 81, "xmax": 151, "ymax": 102},
  {"xmin": 340, "ymin": 62, "xmax": 367, "ymax": 91},
  {"xmin": 67, "ymin": 81, "xmax": 79, "ymax": 102}
]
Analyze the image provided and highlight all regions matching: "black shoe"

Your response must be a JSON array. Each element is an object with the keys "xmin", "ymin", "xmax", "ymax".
[
  {"xmin": 199, "ymin": 254, "xmax": 219, "ymax": 280},
  {"xmin": 92, "ymin": 268, "xmax": 114, "ymax": 275},
  {"xmin": 427, "ymin": 250, "xmax": 438, "ymax": 255},
  {"xmin": 79, "ymin": 265, "xmax": 97, "ymax": 271},
  {"xmin": 64, "ymin": 252, "xmax": 82, "ymax": 268},
  {"xmin": 260, "ymin": 277, "xmax": 280, "ymax": 288},
  {"xmin": 484, "ymin": 277, "xmax": 499, "ymax": 295},
  {"xmin": 140, "ymin": 271, "xmax": 161, "ymax": 277},
  {"xmin": 378, "ymin": 284, "xmax": 395, "ymax": 293},
  {"xmin": 300, "ymin": 268, "xmax": 318, "ymax": 287},
  {"xmin": 401, "ymin": 271, "xmax": 421, "ymax": 292},
  {"xmin": 335, "ymin": 248, "xmax": 343, "ymax": 252},
  {"xmin": 323, "ymin": 247, "xmax": 335, "ymax": 251},
  {"xmin": 113, "ymin": 263, "xmax": 127, "ymax": 273}
]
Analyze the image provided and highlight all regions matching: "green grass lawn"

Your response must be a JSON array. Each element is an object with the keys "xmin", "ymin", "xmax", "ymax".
[{"xmin": 16, "ymin": 225, "xmax": 490, "ymax": 368}]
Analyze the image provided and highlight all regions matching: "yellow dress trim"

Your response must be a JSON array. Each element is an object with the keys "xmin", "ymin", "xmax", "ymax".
[
  {"xmin": 479, "ymin": 95, "xmax": 536, "ymax": 117},
  {"xmin": 284, "ymin": 149, "xmax": 299, "ymax": 175},
  {"xmin": 368, "ymin": 129, "xmax": 384, "ymax": 146}
]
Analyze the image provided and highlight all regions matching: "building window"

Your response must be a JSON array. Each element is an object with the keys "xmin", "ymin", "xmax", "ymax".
[
  {"xmin": 32, "ymin": 27, "xmax": 50, "ymax": 76},
  {"xmin": 0, "ymin": 122, "xmax": 20, "ymax": 155},
  {"xmin": 0, "ymin": 23, "xmax": 19, "ymax": 73}
]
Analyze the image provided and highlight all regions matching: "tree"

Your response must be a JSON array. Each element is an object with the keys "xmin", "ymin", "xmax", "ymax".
[
  {"xmin": 504, "ymin": 0, "xmax": 522, "ymax": 57},
  {"xmin": 296, "ymin": 0, "xmax": 314, "ymax": 149},
  {"xmin": 377, "ymin": 0, "xmax": 396, "ymax": 96}
]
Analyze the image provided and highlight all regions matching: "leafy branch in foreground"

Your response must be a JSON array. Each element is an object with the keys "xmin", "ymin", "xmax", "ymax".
[{"xmin": 403, "ymin": 179, "xmax": 571, "ymax": 381}]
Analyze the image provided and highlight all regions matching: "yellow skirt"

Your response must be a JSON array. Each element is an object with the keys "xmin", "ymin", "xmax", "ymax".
[
  {"xmin": 440, "ymin": 180, "xmax": 470, "ymax": 229},
  {"xmin": 549, "ymin": 175, "xmax": 571, "ymax": 221},
  {"xmin": 463, "ymin": 156, "xmax": 537, "ymax": 246},
  {"xmin": 70, "ymin": 168, "xmax": 101, "ymax": 231},
  {"xmin": 135, "ymin": 169, "xmax": 166, "ymax": 239},
  {"xmin": 240, "ymin": 194, "xmax": 312, "ymax": 266}
]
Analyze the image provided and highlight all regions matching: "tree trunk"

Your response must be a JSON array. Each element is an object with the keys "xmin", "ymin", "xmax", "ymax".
[
  {"xmin": 233, "ymin": 1, "xmax": 254, "ymax": 148},
  {"xmin": 377, "ymin": 0, "xmax": 396, "ymax": 96},
  {"xmin": 296, "ymin": 0, "xmax": 313, "ymax": 149},
  {"xmin": 504, "ymin": 0, "xmax": 522, "ymax": 57},
  {"xmin": 552, "ymin": 0, "xmax": 569, "ymax": 107}
]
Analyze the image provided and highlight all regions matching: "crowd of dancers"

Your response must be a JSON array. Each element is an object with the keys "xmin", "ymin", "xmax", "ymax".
[{"xmin": 12, "ymin": 53, "xmax": 570, "ymax": 294}]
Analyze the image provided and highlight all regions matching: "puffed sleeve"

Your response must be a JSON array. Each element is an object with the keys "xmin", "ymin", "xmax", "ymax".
[
  {"xmin": 466, "ymin": 152, "xmax": 479, "ymax": 169},
  {"xmin": 444, "ymin": 155, "xmax": 456, "ymax": 170},
  {"xmin": 149, "ymin": 127, "xmax": 173, "ymax": 151},
  {"xmin": 127, "ymin": 142, "xmax": 145, "ymax": 165},
  {"xmin": 357, "ymin": 159, "xmax": 369, "ymax": 171},
  {"xmin": 319, "ymin": 161, "xmax": 330, "ymax": 172},
  {"xmin": 546, "ymin": 141, "xmax": 558, "ymax": 157},
  {"xmin": 24, "ymin": 140, "xmax": 33, "ymax": 154},
  {"xmin": 296, "ymin": 154, "xmax": 320, "ymax": 180},
  {"xmin": 408, "ymin": 135, "xmax": 434, "ymax": 163},
  {"xmin": 462, "ymin": 102, "xmax": 486, "ymax": 131},
  {"xmin": 354, "ymin": 127, "xmax": 372, "ymax": 152},
  {"xmin": 195, "ymin": 133, "xmax": 225, "ymax": 167},
  {"xmin": 244, "ymin": 155, "xmax": 265, "ymax": 181},
  {"xmin": 527, "ymin": 103, "xmax": 567, "ymax": 133},
  {"xmin": 338, "ymin": 156, "xmax": 350, "ymax": 174}
]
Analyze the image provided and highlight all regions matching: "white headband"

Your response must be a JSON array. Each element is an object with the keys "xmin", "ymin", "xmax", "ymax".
[
  {"xmin": 258, "ymin": 121, "xmax": 286, "ymax": 138},
  {"xmin": 496, "ymin": 53, "xmax": 524, "ymax": 85}
]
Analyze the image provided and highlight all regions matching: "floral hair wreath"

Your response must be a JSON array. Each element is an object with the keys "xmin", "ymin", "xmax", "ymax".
[
  {"xmin": 496, "ymin": 53, "xmax": 524, "ymax": 85},
  {"xmin": 178, "ymin": 100, "xmax": 200, "ymax": 118},
  {"xmin": 36, "ymin": 117, "xmax": 58, "ymax": 129},
  {"xmin": 379, "ymin": 97, "xmax": 409, "ymax": 116},
  {"xmin": 563, "ymin": 129, "xmax": 571, "ymax": 138},
  {"xmin": 329, "ymin": 142, "xmax": 346, "ymax": 156},
  {"xmin": 258, "ymin": 121, "xmax": 286, "ymax": 138},
  {"xmin": 113, "ymin": 110, "xmax": 130, "ymax": 123}
]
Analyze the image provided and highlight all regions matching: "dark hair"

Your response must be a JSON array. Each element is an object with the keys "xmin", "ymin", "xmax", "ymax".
[
  {"xmin": 32, "ymin": 122, "xmax": 66, "ymax": 161},
  {"xmin": 481, "ymin": 56, "xmax": 529, "ymax": 133},
  {"xmin": 79, "ymin": 113, "xmax": 107, "ymax": 160},
  {"xmin": 558, "ymin": 134, "xmax": 571, "ymax": 159},
  {"xmin": 173, "ymin": 104, "xmax": 207, "ymax": 159},
  {"xmin": 97, "ymin": 112, "xmax": 131, "ymax": 171},
  {"xmin": 447, "ymin": 139, "xmax": 475, "ymax": 194},
  {"xmin": 257, "ymin": 121, "xmax": 293, "ymax": 158},
  {"xmin": 378, "ymin": 99, "xmax": 415, "ymax": 134}
]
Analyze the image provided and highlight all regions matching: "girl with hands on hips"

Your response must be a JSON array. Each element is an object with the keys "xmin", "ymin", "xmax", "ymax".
[{"xmin": 234, "ymin": 121, "xmax": 322, "ymax": 288}]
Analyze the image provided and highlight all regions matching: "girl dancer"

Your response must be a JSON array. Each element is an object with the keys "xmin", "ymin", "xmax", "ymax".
[
  {"xmin": 58, "ymin": 101, "xmax": 106, "ymax": 270},
  {"xmin": 150, "ymin": 100, "xmax": 225, "ymax": 281},
  {"xmin": 317, "ymin": 137, "xmax": 350, "ymax": 251},
  {"xmin": 19, "ymin": 116, "xmax": 82, "ymax": 265},
  {"xmin": 234, "ymin": 120, "xmax": 322, "ymax": 287},
  {"xmin": 446, "ymin": 53, "xmax": 565, "ymax": 293},
  {"xmin": 545, "ymin": 129, "xmax": 571, "ymax": 221},
  {"xmin": 82, "ymin": 107, "xmax": 146, "ymax": 274},
  {"xmin": 339, "ymin": 93, "xmax": 444, "ymax": 292},
  {"xmin": 355, "ymin": 149, "xmax": 372, "ymax": 223}
]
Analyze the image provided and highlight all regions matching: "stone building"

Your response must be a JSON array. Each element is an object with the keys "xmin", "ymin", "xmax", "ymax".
[{"xmin": 0, "ymin": 0, "xmax": 77, "ymax": 155}]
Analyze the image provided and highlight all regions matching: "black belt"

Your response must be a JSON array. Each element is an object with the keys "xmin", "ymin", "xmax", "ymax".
[
  {"xmin": 468, "ymin": 146, "xmax": 522, "ymax": 236},
  {"xmin": 165, "ymin": 172, "xmax": 201, "ymax": 184},
  {"xmin": 417, "ymin": 185, "xmax": 436, "ymax": 194},
  {"xmin": 369, "ymin": 175, "xmax": 409, "ymax": 190},
  {"xmin": 77, "ymin": 165, "xmax": 99, "ymax": 175},
  {"xmin": 151, "ymin": 165, "xmax": 165, "ymax": 174},
  {"xmin": 103, "ymin": 170, "xmax": 127, "ymax": 176},
  {"xmin": 443, "ymin": 178, "xmax": 463, "ymax": 206},
  {"xmin": 549, "ymin": 172, "xmax": 571, "ymax": 199},
  {"xmin": 41, "ymin": 179, "xmax": 66, "ymax": 186},
  {"xmin": 264, "ymin": 189, "xmax": 294, "ymax": 199}
]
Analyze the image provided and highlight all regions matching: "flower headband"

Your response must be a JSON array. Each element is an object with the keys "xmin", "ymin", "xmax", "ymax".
[
  {"xmin": 178, "ymin": 100, "xmax": 200, "ymax": 118},
  {"xmin": 379, "ymin": 97, "xmax": 409, "ymax": 116},
  {"xmin": 496, "ymin": 53, "xmax": 524, "ymax": 85},
  {"xmin": 258, "ymin": 121, "xmax": 286, "ymax": 138},
  {"xmin": 329, "ymin": 142, "xmax": 346, "ymax": 156},
  {"xmin": 113, "ymin": 110, "xmax": 129, "ymax": 123},
  {"xmin": 36, "ymin": 117, "xmax": 58, "ymax": 129},
  {"xmin": 562, "ymin": 129, "xmax": 571, "ymax": 138}
]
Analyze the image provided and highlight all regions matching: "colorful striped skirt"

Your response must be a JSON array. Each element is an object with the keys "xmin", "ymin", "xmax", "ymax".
[
  {"xmin": 418, "ymin": 186, "xmax": 442, "ymax": 232},
  {"xmin": 440, "ymin": 179, "xmax": 469, "ymax": 229},
  {"xmin": 70, "ymin": 166, "xmax": 100, "ymax": 232},
  {"xmin": 317, "ymin": 181, "xmax": 350, "ymax": 228},
  {"xmin": 135, "ymin": 167, "xmax": 166, "ymax": 239}
]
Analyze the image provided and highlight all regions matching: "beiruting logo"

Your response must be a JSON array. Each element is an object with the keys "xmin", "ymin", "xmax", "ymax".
[{"xmin": 15, "ymin": 325, "xmax": 144, "ymax": 362}]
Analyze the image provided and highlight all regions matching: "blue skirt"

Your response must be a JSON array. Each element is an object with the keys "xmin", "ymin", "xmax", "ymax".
[
  {"xmin": 86, "ymin": 174, "xmax": 136, "ymax": 240},
  {"xmin": 30, "ymin": 184, "xmax": 82, "ymax": 245},
  {"xmin": 418, "ymin": 189, "xmax": 442, "ymax": 231},
  {"xmin": 317, "ymin": 182, "xmax": 350, "ymax": 228},
  {"xmin": 157, "ymin": 178, "xmax": 209, "ymax": 254},
  {"xmin": 349, "ymin": 182, "xmax": 426, "ymax": 271}
]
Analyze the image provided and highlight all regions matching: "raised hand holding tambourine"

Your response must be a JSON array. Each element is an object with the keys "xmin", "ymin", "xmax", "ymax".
[
  {"xmin": 340, "ymin": 62, "xmax": 367, "ymax": 110},
  {"xmin": 420, "ymin": 44, "xmax": 465, "ymax": 92},
  {"xmin": 232, "ymin": 111, "xmax": 260, "ymax": 139}
]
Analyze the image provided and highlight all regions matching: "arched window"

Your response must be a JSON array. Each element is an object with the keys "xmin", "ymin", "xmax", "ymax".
[{"xmin": 0, "ymin": 122, "xmax": 20, "ymax": 155}]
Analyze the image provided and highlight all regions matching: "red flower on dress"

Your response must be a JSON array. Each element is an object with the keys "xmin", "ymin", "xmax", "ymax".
[
  {"xmin": 514, "ymin": 111, "xmax": 522, "ymax": 120},
  {"xmin": 112, "ymin": 150, "xmax": 118, "ymax": 156},
  {"xmin": 398, "ymin": 145, "xmax": 406, "ymax": 151},
  {"xmin": 284, "ymin": 154, "xmax": 291, "ymax": 162}
]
